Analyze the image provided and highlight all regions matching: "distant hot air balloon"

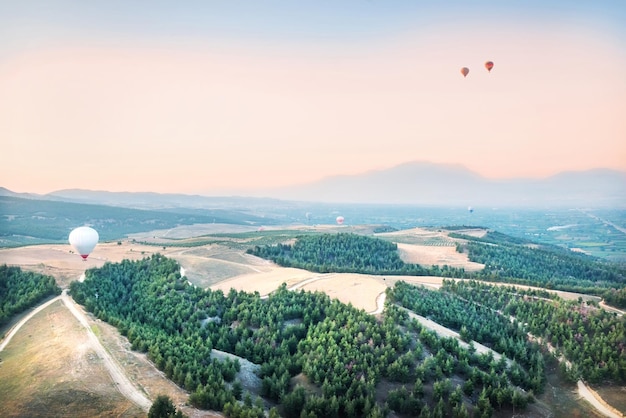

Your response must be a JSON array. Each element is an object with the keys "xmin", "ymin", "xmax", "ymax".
[
  {"xmin": 485, "ymin": 61, "xmax": 494, "ymax": 72},
  {"xmin": 468, "ymin": 206, "xmax": 474, "ymax": 213},
  {"xmin": 460, "ymin": 67, "xmax": 470, "ymax": 78},
  {"xmin": 69, "ymin": 226, "xmax": 99, "ymax": 260},
  {"xmin": 336, "ymin": 216, "xmax": 345, "ymax": 225}
]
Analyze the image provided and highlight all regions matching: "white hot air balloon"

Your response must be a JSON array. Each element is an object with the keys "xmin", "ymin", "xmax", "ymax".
[
  {"xmin": 69, "ymin": 226, "xmax": 99, "ymax": 260},
  {"xmin": 336, "ymin": 216, "xmax": 345, "ymax": 225}
]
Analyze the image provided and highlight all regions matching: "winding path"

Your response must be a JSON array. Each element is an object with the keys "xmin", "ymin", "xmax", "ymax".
[
  {"xmin": 361, "ymin": 274, "xmax": 622, "ymax": 418},
  {"xmin": 0, "ymin": 290, "xmax": 152, "ymax": 412},
  {"xmin": 287, "ymin": 274, "xmax": 336, "ymax": 291},
  {"xmin": 578, "ymin": 381, "xmax": 623, "ymax": 418},
  {"xmin": 369, "ymin": 292, "xmax": 386, "ymax": 315},
  {"xmin": 0, "ymin": 296, "xmax": 61, "ymax": 352},
  {"xmin": 60, "ymin": 290, "xmax": 152, "ymax": 412}
]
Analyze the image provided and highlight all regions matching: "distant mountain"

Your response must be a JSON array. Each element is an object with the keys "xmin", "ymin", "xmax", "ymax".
[
  {"xmin": 2, "ymin": 162, "xmax": 625, "ymax": 209},
  {"xmin": 0, "ymin": 187, "xmax": 48, "ymax": 200},
  {"xmin": 46, "ymin": 189, "xmax": 286, "ymax": 211},
  {"xmin": 257, "ymin": 162, "xmax": 626, "ymax": 207}
]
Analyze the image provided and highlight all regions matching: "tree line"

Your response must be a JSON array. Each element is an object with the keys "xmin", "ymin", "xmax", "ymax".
[
  {"xmin": 0, "ymin": 264, "xmax": 61, "ymax": 327},
  {"xmin": 248, "ymin": 233, "xmax": 436, "ymax": 276},
  {"xmin": 440, "ymin": 280, "xmax": 626, "ymax": 384},
  {"xmin": 388, "ymin": 281, "xmax": 546, "ymax": 393},
  {"xmin": 452, "ymin": 231, "xmax": 626, "ymax": 306},
  {"xmin": 249, "ymin": 232, "xmax": 626, "ymax": 308}
]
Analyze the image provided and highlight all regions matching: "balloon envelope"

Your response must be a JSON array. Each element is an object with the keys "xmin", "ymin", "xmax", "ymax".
[
  {"xmin": 485, "ymin": 61, "xmax": 494, "ymax": 72},
  {"xmin": 461, "ymin": 67, "xmax": 469, "ymax": 77},
  {"xmin": 468, "ymin": 206, "xmax": 474, "ymax": 213},
  {"xmin": 69, "ymin": 226, "xmax": 99, "ymax": 259},
  {"xmin": 336, "ymin": 216, "xmax": 344, "ymax": 225}
]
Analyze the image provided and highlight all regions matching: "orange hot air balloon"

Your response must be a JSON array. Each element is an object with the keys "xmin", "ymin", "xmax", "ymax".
[
  {"xmin": 460, "ymin": 67, "xmax": 469, "ymax": 78},
  {"xmin": 485, "ymin": 61, "xmax": 494, "ymax": 72}
]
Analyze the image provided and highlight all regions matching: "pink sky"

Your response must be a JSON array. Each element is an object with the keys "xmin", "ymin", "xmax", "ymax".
[{"xmin": 1, "ymin": 12, "xmax": 625, "ymax": 194}]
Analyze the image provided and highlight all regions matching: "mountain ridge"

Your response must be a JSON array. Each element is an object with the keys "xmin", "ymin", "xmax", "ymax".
[
  {"xmin": 255, "ymin": 163, "xmax": 626, "ymax": 207},
  {"xmin": 2, "ymin": 162, "xmax": 625, "ymax": 208}
]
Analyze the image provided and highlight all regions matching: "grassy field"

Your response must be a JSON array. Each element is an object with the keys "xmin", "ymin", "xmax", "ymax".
[{"xmin": 0, "ymin": 300, "xmax": 144, "ymax": 418}]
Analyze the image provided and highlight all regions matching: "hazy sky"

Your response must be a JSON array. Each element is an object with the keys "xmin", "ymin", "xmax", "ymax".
[{"xmin": 1, "ymin": 1, "xmax": 625, "ymax": 194}]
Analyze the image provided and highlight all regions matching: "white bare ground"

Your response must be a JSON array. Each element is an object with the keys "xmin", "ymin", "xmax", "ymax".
[
  {"xmin": 453, "ymin": 228, "xmax": 489, "ymax": 238},
  {"xmin": 210, "ymin": 349, "xmax": 262, "ymax": 394},
  {"xmin": 401, "ymin": 308, "xmax": 505, "ymax": 362}
]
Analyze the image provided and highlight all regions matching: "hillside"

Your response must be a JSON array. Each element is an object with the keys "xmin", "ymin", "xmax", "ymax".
[
  {"xmin": 2, "ymin": 226, "xmax": 625, "ymax": 417},
  {"xmin": 0, "ymin": 195, "xmax": 270, "ymax": 246}
]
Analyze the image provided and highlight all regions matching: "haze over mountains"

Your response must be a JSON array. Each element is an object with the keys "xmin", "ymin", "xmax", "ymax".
[
  {"xmin": 2, "ymin": 162, "xmax": 625, "ymax": 208},
  {"xmin": 262, "ymin": 162, "xmax": 626, "ymax": 207}
]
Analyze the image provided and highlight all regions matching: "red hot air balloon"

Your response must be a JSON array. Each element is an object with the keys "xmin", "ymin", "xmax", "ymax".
[
  {"xmin": 485, "ymin": 61, "xmax": 494, "ymax": 72},
  {"xmin": 460, "ymin": 67, "xmax": 469, "ymax": 78}
]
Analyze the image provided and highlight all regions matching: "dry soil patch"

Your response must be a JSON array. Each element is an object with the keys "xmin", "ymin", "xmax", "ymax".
[
  {"xmin": 296, "ymin": 273, "xmax": 387, "ymax": 313},
  {"xmin": 397, "ymin": 243, "xmax": 485, "ymax": 272},
  {"xmin": 0, "ymin": 300, "xmax": 143, "ymax": 418}
]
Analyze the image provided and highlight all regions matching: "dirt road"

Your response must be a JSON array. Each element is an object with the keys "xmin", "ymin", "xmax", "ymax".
[
  {"xmin": 578, "ymin": 381, "xmax": 624, "ymax": 418},
  {"xmin": 60, "ymin": 290, "xmax": 152, "ymax": 412},
  {"xmin": 0, "ymin": 291, "xmax": 152, "ymax": 413},
  {"xmin": 0, "ymin": 296, "xmax": 61, "ymax": 352},
  {"xmin": 400, "ymin": 308, "xmax": 506, "ymax": 361}
]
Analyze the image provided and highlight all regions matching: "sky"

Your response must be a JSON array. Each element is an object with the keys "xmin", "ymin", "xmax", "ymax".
[{"xmin": 1, "ymin": 1, "xmax": 625, "ymax": 195}]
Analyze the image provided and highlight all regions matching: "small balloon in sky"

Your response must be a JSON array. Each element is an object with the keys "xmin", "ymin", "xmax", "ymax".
[
  {"xmin": 336, "ymin": 216, "xmax": 345, "ymax": 225},
  {"xmin": 485, "ymin": 61, "xmax": 494, "ymax": 72},
  {"xmin": 69, "ymin": 226, "xmax": 99, "ymax": 260},
  {"xmin": 460, "ymin": 67, "xmax": 470, "ymax": 78}
]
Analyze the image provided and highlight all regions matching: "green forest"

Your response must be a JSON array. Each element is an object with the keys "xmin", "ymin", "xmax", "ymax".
[
  {"xmin": 69, "ymin": 254, "xmax": 543, "ymax": 417},
  {"xmin": 390, "ymin": 280, "xmax": 625, "ymax": 384},
  {"xmin": 452, "ymin": 231, "xmax": 626, "ymax": 299},
  {"xmin": 248, "ymin": 232, "xmax": 626, "ymax": 308},
  {"xmin": 0, "ymin": 265, "xmax": 61, "ymax": 327},
  {"xmin": 438, "ymin": 280, "xmax": 626, "ymax": 384},
  {"xmin": 5, "ymin": 230, "xmax": 625, "ymax": 417}
]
